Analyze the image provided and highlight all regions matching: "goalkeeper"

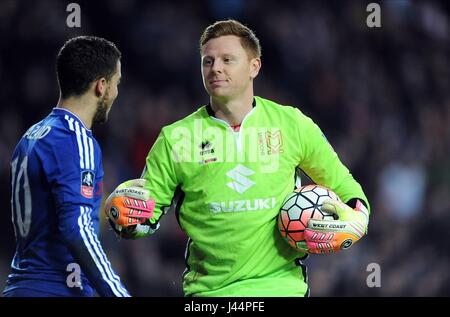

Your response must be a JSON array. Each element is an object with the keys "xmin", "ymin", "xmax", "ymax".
[{"xmin": 107, "ymin": 20, "xmax": 370, "ymax": 297}]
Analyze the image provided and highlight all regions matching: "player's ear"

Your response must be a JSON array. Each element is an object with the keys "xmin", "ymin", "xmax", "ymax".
[
  {"xmin": 249, "ymin": 57, "xmax": 261, "ymax": 80},
  {"xmin": 94, "ymin": 77, "xmax": 108, "ymax": 98}
]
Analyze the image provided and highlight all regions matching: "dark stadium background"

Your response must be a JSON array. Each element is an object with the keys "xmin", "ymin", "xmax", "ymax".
[{"xmin": 0, "ymin": 0, "xmax": 449, "ymax": 296}]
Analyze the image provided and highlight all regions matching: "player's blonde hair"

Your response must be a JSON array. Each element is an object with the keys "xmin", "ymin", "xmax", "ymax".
[{"xmin": 199, "ymin": 19, "xmax": 262, "ymax": 59}]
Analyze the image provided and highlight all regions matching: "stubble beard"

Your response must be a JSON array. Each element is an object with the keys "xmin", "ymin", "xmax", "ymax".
[{"xmin": 93, "ymin": 91, "xmax": 110, "ymax": 125}]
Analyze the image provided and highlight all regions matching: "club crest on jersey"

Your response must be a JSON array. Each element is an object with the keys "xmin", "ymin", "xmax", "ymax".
[
  {"xmin": 81, "ymin": 170, "xmax": 95, "ymax": 198},
  {"xmin": 258, "ymin": 129, "xmax": 284, "ymax": 155}
]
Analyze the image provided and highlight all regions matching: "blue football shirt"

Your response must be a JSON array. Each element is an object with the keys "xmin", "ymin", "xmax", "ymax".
[{"xmin": 4, "ymin": 108, "xmax": 129, "ymax": 297}]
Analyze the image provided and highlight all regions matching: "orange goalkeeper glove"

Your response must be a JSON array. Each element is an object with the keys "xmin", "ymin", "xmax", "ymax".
[
  {"xmin": 105, "ymin": 179, "xmax": 156, "ymax": 239},
  {"xmin": 304, "ymin": 199, "xmax": 369, "ymax": 254}
]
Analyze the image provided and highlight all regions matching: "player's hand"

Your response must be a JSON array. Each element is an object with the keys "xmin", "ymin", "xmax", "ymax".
[
  {"xmin": 105, "ymin": 179, "xmax": 156, "ymax": 239},
  {"xmin": 304, "ymin": 199, "xmax": 369, "ymax": 254}
]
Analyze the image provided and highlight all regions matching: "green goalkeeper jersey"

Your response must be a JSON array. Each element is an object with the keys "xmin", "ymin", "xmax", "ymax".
[{"xmin": 141, "ymin": 96, "xmax": 369, "ymax": 296}]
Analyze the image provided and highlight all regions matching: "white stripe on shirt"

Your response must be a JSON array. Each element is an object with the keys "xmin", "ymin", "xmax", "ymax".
[
  {"xmin": 64, "ymin": 115, "xmax": 75, "ymax": 131},
  {"xmin": 85, "ymin": 208, "xmax": 129, "ymax": 296},
  {"xmin": 81, "ymin": 127, "xmax": 90, "ymax": 170},
  {"xmin": 77, "ymin": 206, "xmax": 127, "ymax": 296},
  {"xmin": 88, "ymin": 137, "xmax": 94, "ymax": 169},
  {"xmin": 74, "ymin": 121, "xmax": 85, "ymax": 169}
]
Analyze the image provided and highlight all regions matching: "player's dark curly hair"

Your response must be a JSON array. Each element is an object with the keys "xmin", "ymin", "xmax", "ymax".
[
  {"xmin": 56, "ymin": 36, "xmax": 121, "ymax": 99},
  {"xmin": 200, "ymin": 19, "xmax": 261, "ymax": 59}
]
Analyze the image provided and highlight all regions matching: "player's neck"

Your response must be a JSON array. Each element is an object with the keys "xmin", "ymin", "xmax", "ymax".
[
  {"xmin": 57, "ymin": 95, "xmax": 96, "ymax": 129},
  {"xmin": 210, "ymin": 93, "xmax": 254, "ymax": 126}
]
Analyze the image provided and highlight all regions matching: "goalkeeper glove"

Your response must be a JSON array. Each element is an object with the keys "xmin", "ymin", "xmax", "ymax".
[
  {"xmin": 304, "ymin": 199, "xmax": 369, "ymax": 254},
  {"xmin": 105, "ymin": 179, "xmax": 157, "ymax": 239}
]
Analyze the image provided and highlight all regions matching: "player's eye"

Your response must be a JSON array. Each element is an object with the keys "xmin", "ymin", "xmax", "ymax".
[
  {"xmin": 203, "ymin": 59, "xmax": 213, "ymax": 66},
  {"xmin": 223, "ymin": 56, "xmax": 235, "ymax": 63}
]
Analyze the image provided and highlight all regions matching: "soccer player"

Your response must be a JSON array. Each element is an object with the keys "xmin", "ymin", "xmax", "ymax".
[
  {"xmin": 107, "ymin": 20, "xmax": 370, "ymax": 296},
  {"xmin": 3, "ymin": 36, "xmax": 130, "ymax": 297}
]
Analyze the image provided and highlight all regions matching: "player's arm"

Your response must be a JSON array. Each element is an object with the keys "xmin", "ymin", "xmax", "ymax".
[
  {"xmin": 42, "ymin": 132, "xmax": 130, "ymax": 296},
  {"xmin": 295, "ymin": 109, "xmax": 370, "ymax": 253},
  {"xmin": 56, "ymin": 202, "xmax": 131, "ymax": 296},
  {"xmin": 296, "ymin": 109, "xmax": 370, "ymax": 209},
  {"xmin": 106, "ymin": 129, "xmax": 180, "ymax": 239}
]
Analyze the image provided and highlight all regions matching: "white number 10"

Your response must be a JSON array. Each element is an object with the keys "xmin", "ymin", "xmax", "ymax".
[{"xmin": 11, "ymin": 156, "xmax": 32, "ymax": 238}]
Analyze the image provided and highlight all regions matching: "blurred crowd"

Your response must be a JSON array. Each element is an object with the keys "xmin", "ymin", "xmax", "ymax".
[{"xmin": 0, "ymin": 0, "xmax": 449, "ymax": 296}]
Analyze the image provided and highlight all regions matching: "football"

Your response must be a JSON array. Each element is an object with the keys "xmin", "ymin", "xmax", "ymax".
[{"xmin": 278, "ymin": 184, "xmax": 340, "ymax": 252}]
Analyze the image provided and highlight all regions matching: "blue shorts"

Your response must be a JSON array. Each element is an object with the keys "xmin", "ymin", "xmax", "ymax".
[{"xmin": 3, "ymin": 279, "xmax": 95, "ymax": 297}]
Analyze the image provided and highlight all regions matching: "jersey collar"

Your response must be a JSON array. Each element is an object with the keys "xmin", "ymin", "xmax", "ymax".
[
  {"xmin": 52, "ymin": 107, "xmax": 91, "ymax": 132},
  {"xmin": 205, "ymin": 98, "xmax": 256, "ymax": 118}
]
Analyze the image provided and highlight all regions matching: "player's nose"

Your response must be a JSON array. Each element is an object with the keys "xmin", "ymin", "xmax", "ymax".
[{"xmin": 211, "ymin": 60, "xmax": 223, "ymax": 73}]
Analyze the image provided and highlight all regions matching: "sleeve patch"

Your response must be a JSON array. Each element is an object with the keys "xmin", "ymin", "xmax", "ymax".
[{"xmin": 81, "ymin": 170, "xmax": 95, "ymax": 198}]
